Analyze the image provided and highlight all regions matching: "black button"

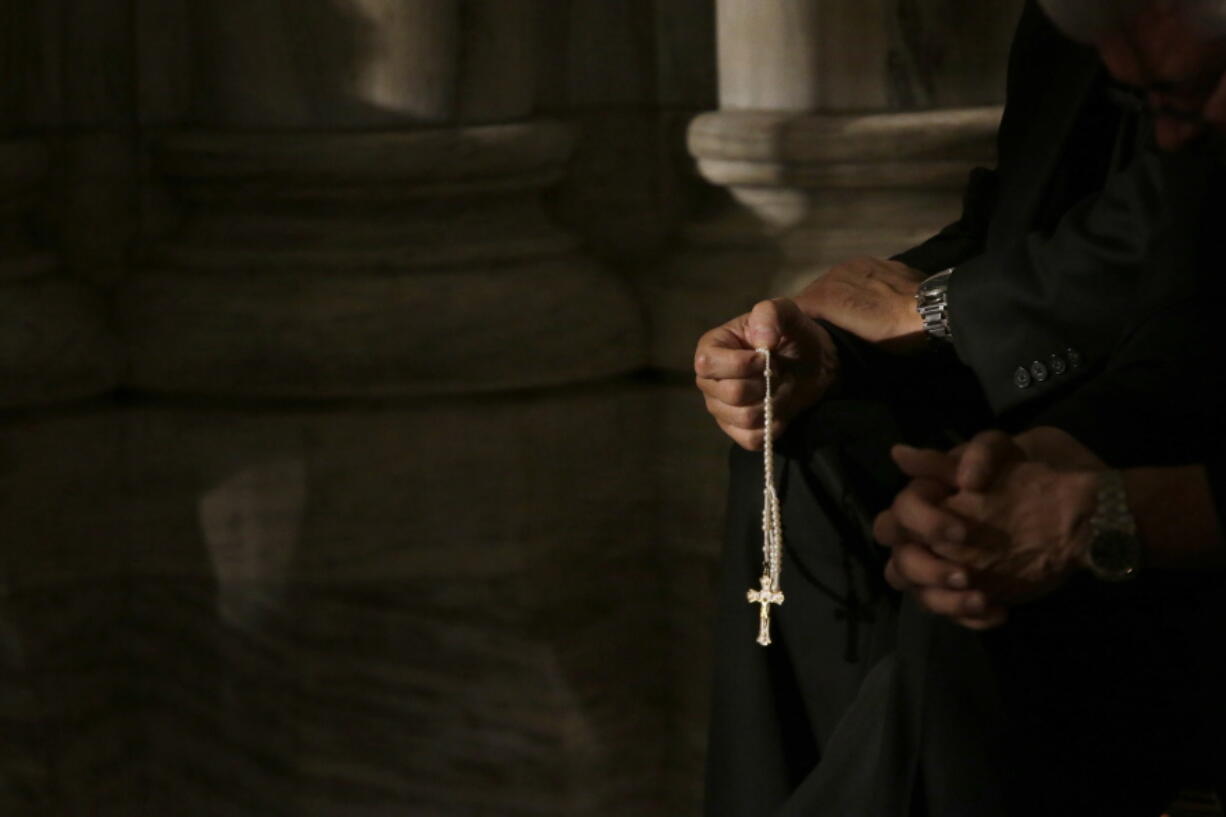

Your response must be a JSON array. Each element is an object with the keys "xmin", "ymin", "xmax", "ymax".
[
  {"xmin": 1030, "ymin": 360, "xmax": 1049, "ymax": 382},
  {"xmin": 1066, "ymin": 347, "xmax": 1082, "ymax": 369},
  {"xmin": 1048, "ymin": 354, "xmax": 1067, "ymax": 376},
  {"xmin": 1013, "ymin": 366, "xmax": 1032, "ymax": 389}
]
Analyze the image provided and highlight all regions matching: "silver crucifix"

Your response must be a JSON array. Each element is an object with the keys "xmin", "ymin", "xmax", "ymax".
[{"xmin": 746, "ymin": 574, "xmax": 784, "ymax": 646}]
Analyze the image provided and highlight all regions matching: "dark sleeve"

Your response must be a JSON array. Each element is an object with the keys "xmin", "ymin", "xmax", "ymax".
[
  {"xmin": 945, "ymin": 141, "xmax": 1218, "ymax": 419},
  {"xmin": 1029, "ymin": 297, "xmax": 1226, "ymax": 468},
  {"xmin": 891, "ymin": 167, "xmax": 1000, "ymax": 275},
  {"xmin": 819, "ymin": 321, "xmax": 993, "ymax": 440},
  {"xmin": 819, "ymin": 322, "xmax": 920, "ymax": 399}
]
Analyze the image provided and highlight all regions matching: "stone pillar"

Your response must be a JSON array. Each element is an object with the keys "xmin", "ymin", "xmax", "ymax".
[
  {"xmin": 689, "ymin": 0, "xmax": 1019, "ymax": 295},
  {"xmin": 122, "ymin": 2, "xmax": 653, "ymax": 814},
  {"xmin": 0, "ymin": 0, "xmax": 125, "ymax": 406},
  {"xmin": 690, "ymin": 105, "xmax": 1001, "ymax": 290},
  {"xmin": 124, "ymin": 122, "xmax": 639, "ymax": 396},
  {"xmin": 124, "ymin": 0, "xmax": 639, "ymax": 396},
  {"xmin": 190, "ymin": 0, "xmax": 539, "ymax": 128},
  {"xmin": 0, "ymin": 1, "xmax": 126, "ymax": 577},
  {"xmin": 1, "ymin": 4, "xmax": 127, "ymax": 814}
]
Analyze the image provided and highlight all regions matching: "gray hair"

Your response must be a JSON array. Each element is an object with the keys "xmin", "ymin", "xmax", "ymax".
[{"xmin": 1039, "ymin": 0, "xmax": 1226, "ymax": 41}]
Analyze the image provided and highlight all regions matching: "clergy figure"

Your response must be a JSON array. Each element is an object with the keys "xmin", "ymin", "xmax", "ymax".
[{"xmin": 695, "ymin": 1, "xmax": 1226, "ymax": 814}]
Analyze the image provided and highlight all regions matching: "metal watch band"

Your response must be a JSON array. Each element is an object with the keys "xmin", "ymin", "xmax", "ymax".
[
  {"xmin": 1086, "ymin": 469, "xmax": 1142, "ymax": 582},
  {"xmin": 915, "ymin": 268, "xmax": 954, "ymax": 342},
  {"xmin": 1092, "ymin": 471, "xmax": 1136, "ymax": 534}
]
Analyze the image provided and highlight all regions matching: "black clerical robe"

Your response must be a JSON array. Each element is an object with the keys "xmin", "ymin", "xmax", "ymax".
[{"xmin": 704, "ymin": 3, "xmax": 1226, "ymax": 816}]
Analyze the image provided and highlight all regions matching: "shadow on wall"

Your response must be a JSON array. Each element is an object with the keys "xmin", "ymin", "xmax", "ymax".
[
  {"xmin": 891, "ymin": 0, "xmax": 1024, "ymax": 108},
  {"xmin": 187, "ymin": 0, "xmax": 537, "ymax": 128},
  {"xmin": 199, "ymin": 457, "xmax": 307, "ymax": 627},
  {"xmin": 186, "ymin": 0, "xmax": 441, "ymax": 126}
]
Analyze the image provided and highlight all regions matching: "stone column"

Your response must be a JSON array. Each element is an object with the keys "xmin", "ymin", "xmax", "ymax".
[
  {"xmin": 0, "ymin": 1, "xmax": 126, "ymax": 582},
  {"xmin": 0, "ymin": 24, "xmax": 118, "ymax": 409},
  {"xmin": 688, "ymin": 0, "xmax": 1019, "ymax": 296},
  {"xmin": 1, "ymin": 4, "xmax": 127, "ymax": 814},
  {"xmin": 124, "ymin": 0, "xmax": 640, "ymax": 396},
  {"xmin": 122, "ymin": 2, "xmax": 653, "ymax": 814}
]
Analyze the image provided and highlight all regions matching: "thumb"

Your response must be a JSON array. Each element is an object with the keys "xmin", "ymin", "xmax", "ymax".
[
  {"xmin": 746, "ymin": 298, "xmax": 802, "ymax": 352},
  {"xmin": 956, "ymin": 430, "xmax": 1024, "ymax": 491},
  {"xmin": 890, "ymin": 444, "xmax": 959, "ymax": 485}
]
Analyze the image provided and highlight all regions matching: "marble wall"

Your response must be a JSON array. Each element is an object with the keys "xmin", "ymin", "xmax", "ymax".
[{"xmin": 0, "ymin": 1, "xmax": 1016, "ymax": 814}]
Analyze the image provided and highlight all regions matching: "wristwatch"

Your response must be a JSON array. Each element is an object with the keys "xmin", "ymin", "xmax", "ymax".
[
  {"xmin": 915, "ymin": 268, "xmax": 954, "ymax": 342},
  {"xmin": 1084, "ymin": 470, "xmax": 1142, "ymax": 582}
]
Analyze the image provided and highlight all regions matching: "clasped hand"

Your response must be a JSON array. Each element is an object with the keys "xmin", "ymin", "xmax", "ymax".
[{"xmin": 873, "ymin": 429, "xmax": 1103, "ymax": 630}]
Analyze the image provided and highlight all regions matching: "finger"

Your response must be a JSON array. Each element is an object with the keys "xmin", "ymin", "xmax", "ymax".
[
  {"xmin": 873, "ymin": 508, "xmax": 908, "ymax": 548},
  {"xmin": 890, "ymin": 478, "xmax": 966, "ymax": 548},
  {"xmin": 703, "ymin": 384, "xmax": 803, "ymax": 428},
  {"xmin": 695, "ymin": 372, "xmax": 751, "ymax": 403},
  {"xmin": 695, "ymin": 324, "xmax": 765, "ymax": 379},
  {"xmin": 890, "ymin": 444, "xmax": 958, "ymax": 485},
  {"xmin": 703, "ymin": 395, "xmax": 764, "ymax": 431},
  {"xmin": 956, "ymin": 430, "xmax": 1024, "ymax": 491},
  {"xmin": 746, "ymin": 298, "xmax": 805, "ymax": 352},
  {"xmin": 884, "ymin": 556, "xmax": 908, "ymax": 591},
  {"xmin": 926, "ymin": 528, "xmax": 992, "ymax": 569},
  {"xmin": 704, "ymin": 376, "xmax": 767, "ymax": 407},
  {"xmin": 721, "ymin": 423, "xmax": 763, "ymax": 452},
  {"xmin": 913, "ymin": 586, "xmax": 993, "ymax": 620},
  {"xmin": 953, "ymin": 606, "xmax": 1009, "ymax": 631},
  {"xmin": 890, "ymin": 542, "xmax": 969, "ymax": 591},
  {"xmin": 695, "ymin": 345, "xmax": 765, "ymax": 380},
  {"xmin": 694, "ymin": 373, "xmax": 721, "ymax": 400},
  {"xmin": 718, "ymin": 421, "xmax": 786, "ymax": 452},
  {"xmin": 711, "ymin": 375, "xmax": 798, "ymax": 409}
]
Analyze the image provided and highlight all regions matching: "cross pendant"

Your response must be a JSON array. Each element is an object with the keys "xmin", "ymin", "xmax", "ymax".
[{"xmin": 746, "ymin": 575, "xmax": 784, "ymax": 646}]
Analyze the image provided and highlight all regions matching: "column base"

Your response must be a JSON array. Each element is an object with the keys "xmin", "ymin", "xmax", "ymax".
[
  {"xmin": 122, "ymin": 124, "xmax": 647, "ymax": 397},
  {"xmin": 688, "ymin": 107, "xmax": 1001, "ymax": 292}
]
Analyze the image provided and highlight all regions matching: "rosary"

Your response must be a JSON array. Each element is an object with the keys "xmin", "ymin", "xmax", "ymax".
[{"xmin": 746, "ymin": 347, "xmax": 784, "ymax": 646}]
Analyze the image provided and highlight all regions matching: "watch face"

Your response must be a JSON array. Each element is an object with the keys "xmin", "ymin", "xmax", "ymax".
[{"xmin": 1089, "ymin": 529, "xmax": 1142, "ymax": 582}]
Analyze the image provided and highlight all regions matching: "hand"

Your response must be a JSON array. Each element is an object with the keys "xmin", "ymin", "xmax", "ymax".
[
  {"xmin": 875, "ymin": 474, "xmax": 1010, "ymax": 630},
  {"xmin": 1010, "ymin": 426, "xmax": 1106, "ymax": 474},
  {"xmin": 694, "ymin": 298, "xmax": 839, "ymax": 450},
  {"xmin": 792, "ymin": 257, "xmax": 926, "ymax": 349},
  {"xmin": 881, "ymin": 432, "xmax": 1099, "ymax": 609}
]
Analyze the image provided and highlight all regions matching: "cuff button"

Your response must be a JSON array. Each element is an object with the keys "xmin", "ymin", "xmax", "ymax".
[
  {"xmin": 1048, "ymin": 354, "xmax": 1067, "ymax": 376},
  {"xmin": 1030, "ymin": 360, "xmax": 1049, "ymax": 382},
  {"xmin": 1013, "ymin": 366, "xmax": 1032, "ymax": 389},
  {"xmin": 1066, "ymin": 347, "xmax": 1082, "ymax": 369}
]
